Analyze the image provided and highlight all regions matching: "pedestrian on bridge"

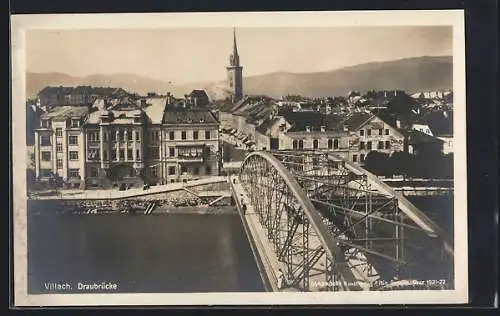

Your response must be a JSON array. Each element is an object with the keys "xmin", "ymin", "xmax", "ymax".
[{"xmin": 277, "ymin": 268, "xmax": 286, "ymax": 290}]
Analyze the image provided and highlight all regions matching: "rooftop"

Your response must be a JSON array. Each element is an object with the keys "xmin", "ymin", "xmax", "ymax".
[
  {"xmin": 41, "ymin": 106, "xmax": 89, "ymax": 120},
  {"xmin": 283, "ymin": 111, "xmax": 346, "ymax": 132},
  {"xmin": 163, "ymin": 108, "xmax": 219, "ymax": 125},
  {"xmin": 343, "ymin": 112, "xmax": 375, "ymax": 131},
  {"xmin": 143, "ymin": 97, "xmax": 168, "ymax": 124}
]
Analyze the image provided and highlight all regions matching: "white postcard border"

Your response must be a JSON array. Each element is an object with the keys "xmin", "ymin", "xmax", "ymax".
[{"xmin": 11, "ymin": 10, "xmax": 468, "ymax": 306}]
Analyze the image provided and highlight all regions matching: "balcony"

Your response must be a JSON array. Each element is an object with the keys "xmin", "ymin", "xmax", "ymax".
[{"xmin": 177, "ymin": 153, "xmax": 204, "ymax": 163}]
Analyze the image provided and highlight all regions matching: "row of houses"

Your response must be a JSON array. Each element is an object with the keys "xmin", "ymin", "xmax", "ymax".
[
  {"xmin": 215, "ymin": 95, "xmax": 452, "ymax": 164},
  {"xmin": 33, "ymin": 94, "xmax": 220, "ymax": 189}
]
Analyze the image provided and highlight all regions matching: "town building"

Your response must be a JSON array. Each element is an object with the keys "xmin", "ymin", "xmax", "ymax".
[
  {"xmin": 34, "ymin": 106, "xmax": 90, "ymax": 188},
  {"xmin": 32, "ymin": 95, "xmax": 220, "ymax": 189},
  {"xmin": 343, "ymin": 112, "xmax": 405, "ymax": 164},
  {"xmin": 226, "ymin": 29, "xmax": 243, "ymax": 101}
]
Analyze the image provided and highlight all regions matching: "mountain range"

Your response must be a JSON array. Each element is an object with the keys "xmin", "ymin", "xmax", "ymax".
[{"xmin": 26, "ymin": 56, "xmax": 452, "ymax": 100}]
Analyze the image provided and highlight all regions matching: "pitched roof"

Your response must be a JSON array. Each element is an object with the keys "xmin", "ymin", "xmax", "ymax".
[
  {"xmin": 418, "ymin": 110, "xmax": 453, "ymax": 136},
  {"xmin": 256, "ymin": 117, "xmax": 281, "ymax": 134},
  {"xmin": 400, "ymin": 129, "xmax": 444, "ymax": 145},
  {"xmin": 283, "ymin": 112, "xmax": 346, "ymax": 132},
  {"xmin": 41, "ymin": 106, "xmax": 89, "ymax": 120},
  {"xmin": 143, "ymin": 97, "xmax": 168, "ymax": 124},
  {"xmin": 343, "ymin": 112, "xmax": 375, "ymax": 131},
  {"xmin": 163, "ymin": 108, "xmax": 219, "ymax": 125}
]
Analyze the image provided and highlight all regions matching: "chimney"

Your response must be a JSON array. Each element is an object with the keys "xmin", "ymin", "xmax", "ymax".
[
  {"xmin": 396, "ymin": 119, "xmax": 401, "ymax": 129},
  {"xmin": 343, "ymin": 124, "xmax": 348, "ymax": 132},
  {"xmin": 320, "ymin": 126, "xmax": 326, "ymax": 132}
]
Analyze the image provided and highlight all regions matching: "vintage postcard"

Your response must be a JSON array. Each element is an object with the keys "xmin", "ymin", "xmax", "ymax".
[{"xmin": 11, "ymin": 10, "xmax": 467, "ymax": 306}]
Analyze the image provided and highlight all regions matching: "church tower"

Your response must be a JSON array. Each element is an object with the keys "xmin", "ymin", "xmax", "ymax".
[{"xmin": 226, "ymin": 29, "xmax": 243, "ymax": 101}]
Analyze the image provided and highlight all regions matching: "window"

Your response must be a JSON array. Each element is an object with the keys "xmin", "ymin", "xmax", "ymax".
[
  {"xmin": 136, "ymin": 131, "xmax": 140, "ymax": 141},
  {"xmin": 40, "ymin": 152, "xmax": 51, "ymax": 162},
  {"xmin": 360, "ymin": 154, "xmax": 365, "ymax": 162},
  {"xmin": 367, "ymin": 129, "xmax": 372, "ymax": 136},
  {"xmin": 181, "ymin": 131, "xmax": 187, "ymax": 140},
  {"xmin": 56, "ymin": 158, "xmax": 63, "ymax": 169},
  {"xmin": 367, "ymin": 141, "xmax": 372, "ymax": 150},
  {"xmin": 169, "ymin": 131, "xmax": 175, "ymax": 140},
  {"xmin": 69, "ymin": 168, "xmax": 80, "ymax": 178},
  {"xmin": 352, "ymin": 155, "xmax": 358, "ymax": 162},
  {"xmin": 127, "ymin": 131, "xmax": 133, "ymax": 141},
  {"xmin": 136, "ymin": 149, "xmax": 140, "ymax": 160},
  {"xmin": 70, "ymin": 119, "xmax": 80, "ymax": 128},
  {"xmin": 88, "ymin": 132, "xmax": 99, "ymax": 142},
  {"xmin": 87, "ymin": 148, "xmax": 99, "ymax": 160},
  {"xmin": 69, "ymin": 151, "xmax": 79, "ymax": 160},
  {"xmin": 69, "ymin": 135, "xmax": 78, "ymax": 145},
  {"xmin": 181, "ymin": 165, "xmax": 187, "ymax": 173},
  {"xmin": 298, "ymin": 140, "xmax": 304, "ymax": 149},
  {"xmin": 41, "ymin": 119, "xmax": 51, "ymax": 128},
  {"xmin": 313, "ymin": 139, "xmax": 319, "ymax": 149},
  {"xmin": 379, "ymin": 129, "xmax": 383, "ymax": 136},
  {"xmin": 385, "ymin": 141, "xmax": 391, "ymax": 149},
  {"xmin": 150, "ymin": 130, "xmax": 159, "ymax": 142},
  {"xmin": 40, "ymin": 135, "xmax": 51, "ymax": 146},
  {"xmin": 206, "ymin": 166, "xmax": 212, "ymax": 175},
  {"xmin": 292, "ymin": 140, "xmax": 298, "ymax": 149},
  {"xmin": 127, "ymin": 149, "xmax": 133, "ymax": 160},
  {"xmin": 151, "ymin": 167, "xmax": 158, "ymax": 177},
  {"xmin": 168, "ymin": 166, "xmax": 176, "ymax": 175},
  {"xmin": 119, "ymin": 149, "xmax": 125, "ymax": 160},
  {"xmin": 360, "ymin": 141, "xmax": 365, "ymax": 150},
  {"xmin": 205, "ymin": 131, "xmax": 211, "ymax": 140},
  {"xmin": 169, "ymin": 148, "xmax": 175, "ymax": 157},
  {"xmin": 112, "ymin": 132, "xmax": 118, "ymax": 142},
  {"xmin": 193, "ymin": 167, "xmax": 199, "ymax": 175},
  {"xmin": 378, "ymin": 141, "xmax": 384, "ymax": 149},
  {"xmin": 120, "ymin": 131, "xmax": 125, "ymax": 142},
  {"xmin": 104, "ymin": 132, "xmax": 108, "ymax": 142},
  {"xmin": 385, "ymin": 129, "xmax": 390, "ymax": 135},
  {"xmin": 111, "ymin": 150, "xmax": 117, "ymax": 161},
  {"xmin": 193, "ymin": 131, "xmax": 199, "ymax": 140},
  {"xmin": 327, "ymin": 139, "xmax": 333, "ymax": 149},
  {"xmin": 359, "ymin": 130, "xmax": 364, "ymax": 136},
  {"xmin": 56, "ymin": 143, "xmax": 63, "ymax": 152},
  {"xmin": 90, "ymin": 167, "xmax": 98, "ymax": 177},
  {"xmin": 56, "ymin": 128, "xmax": 63, "ymax": 137},
  {"xmin": 103, "ymin": 149, "xmax": 108, "ymax": 160},
  {"xmin": 334, "ymin": 139, "xmax": 339, "ymax": 149},
  {"xmin": 150, "ymin": 147, "xmax": 159, "ymax": 159}
]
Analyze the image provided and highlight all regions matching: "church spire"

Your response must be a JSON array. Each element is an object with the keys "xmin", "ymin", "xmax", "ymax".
[
  {"xmin": 230, "ymin": 28, "xmax": 240, "ymax": 66},
  {"xmin": 233, "ymin": 28, "xmax": 238, "ymax": 57}
]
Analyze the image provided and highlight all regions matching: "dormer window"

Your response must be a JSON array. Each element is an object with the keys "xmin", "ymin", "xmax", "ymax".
[
  {"xmin": 320, "ymin": 126, "xmax": 326, "ymax": 132},
  {"xmin": 305, "ymin": 125, "xmax": 311, "ymax": 132},
  {"xmin": 41, "ymin": 119, "xmax": 51, "ymax": 128}
]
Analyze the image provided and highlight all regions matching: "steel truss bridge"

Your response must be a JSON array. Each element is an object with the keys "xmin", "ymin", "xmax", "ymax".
[{"xmin": 238, "ymin": 150, "xmax": 454, "ymax": 292}]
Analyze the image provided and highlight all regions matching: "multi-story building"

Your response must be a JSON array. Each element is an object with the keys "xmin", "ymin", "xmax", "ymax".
[
  {"xmin": 37, "ymin": 86, "xmax": 130, "ymax": 109},
  {"xmin": 32, "ymin": 95, "xmax": 220, "ymax": 189},
  {"xmin": 343, "ymin": 112, "xmax": 405, "ymax": 164},
  {"xmin": 34, "ymin": 106, "xmax": 89, "ymax": 188}
]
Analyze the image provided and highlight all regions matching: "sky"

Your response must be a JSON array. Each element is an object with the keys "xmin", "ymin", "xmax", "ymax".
[{"xmin": 26, "ymin": 26, "xmax": 452, "ymax": 84}]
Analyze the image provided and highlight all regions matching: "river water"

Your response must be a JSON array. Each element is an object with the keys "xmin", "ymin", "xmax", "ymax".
[{"xmin": 27, "ymin": 202, "xmax": 264, "ymax": 294}]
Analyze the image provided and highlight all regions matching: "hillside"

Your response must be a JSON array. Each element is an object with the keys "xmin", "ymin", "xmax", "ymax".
[{"xmin": 26, "ymin": 56, "xmax": 452, "ymax": 100}]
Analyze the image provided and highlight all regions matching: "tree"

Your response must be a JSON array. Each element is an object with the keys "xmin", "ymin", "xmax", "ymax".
[
  {"xmin": 363, "ymin": 151, "xmax": 390, "ymax": 176},
  {"xmin": 388, "ymin": 151, "xmax": 412, "ymax": 177}
]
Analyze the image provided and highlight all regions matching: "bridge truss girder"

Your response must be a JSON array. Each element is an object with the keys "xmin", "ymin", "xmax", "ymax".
[{"xmin": 240, "ymin": 151, "xmax": 453, "ymax": 292}]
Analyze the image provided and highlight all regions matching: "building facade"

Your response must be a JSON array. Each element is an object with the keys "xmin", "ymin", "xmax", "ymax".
[{"xmin": 32, "ymin": 97, "xmax": 220, "ymax": 189}]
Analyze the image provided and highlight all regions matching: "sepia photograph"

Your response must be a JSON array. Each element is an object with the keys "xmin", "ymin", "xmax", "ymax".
[{"xmin": 11, "ymin": 10, "xmax": 467, "ymax": 306}]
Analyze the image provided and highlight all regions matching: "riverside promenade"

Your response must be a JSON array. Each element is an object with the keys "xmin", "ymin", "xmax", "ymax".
[{"xmin": 30, "ymin": 177, "xmax": 228, "ymax": 200}]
